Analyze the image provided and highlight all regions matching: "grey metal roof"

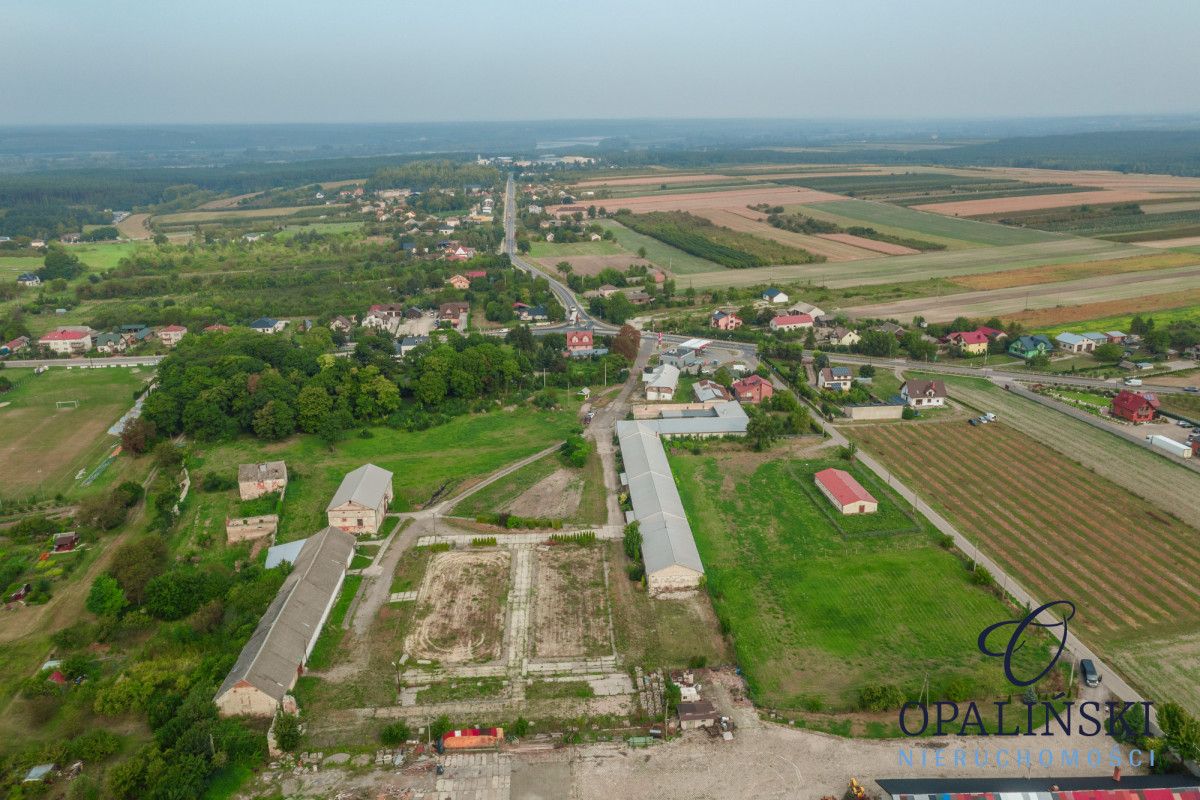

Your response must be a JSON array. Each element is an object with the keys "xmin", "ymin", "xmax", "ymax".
[
  {"xmin": 617, "ymin": 421, "xmax": 703, "ymax": 577},
  {"xmin": 216, "ymin": 527, "xmax": 355, "ymax": 703},
  {"xmin": 326, "ymin": 463, "xmax": 392, "ymax": 511},
  {"xmin": 647, "ymin": 364, "xmax": 680, "ymax": 391},
  {"xmin": 265, "ymin": 537, "xmax": 308, "ymax": 569},
  {"xmin": 645, "ymin": 401, "xmax": 748, "ymax": 437}
]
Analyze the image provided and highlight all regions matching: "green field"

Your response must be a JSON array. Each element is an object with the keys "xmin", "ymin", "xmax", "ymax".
[
  {"xmin": 670, "ymin": 452, "xmax": 1044, "ymax": 712},
  {"xmin": 528, "ymin": 238, "xmax": 623, "ymax": 258},
  {"xmin": 0, "ymin": 367, "xmax": 152, "ymax": 501},
  {"xmin": 613, "ymin": 211, "xmax": 821, "ymax": 269},
  {"xmin": 595, "ymin": 218, "xmax": 724, "ymax": 274},
  {"xmin": 1033, "ymin": 304, "xmax": 1200, "ymax": 336},
  {"xmin": 182, "ymin": 404, "xmax": 581, "ymax": 544},
  {"xmin": 800, "ymin": 199, "xmax": 1061, "ymax": 248},
  {"xmin": 0, "ymin": 242, "xmax": 140, "ymax": 279}
]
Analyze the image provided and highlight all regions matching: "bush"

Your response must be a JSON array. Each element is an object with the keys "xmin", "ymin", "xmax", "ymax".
[
  {"xmin": 902, "ymin": 406, "xmax": 917, "ymax": 420},
  {"xmin": 470, "ymin": 536, "xmax": 497, "ymax": 547},
  {"xmin": 509, "ymin": 716, "xmax": 530, "ymax": 737},
  {"xmin": 379, "ymin": 721, "xmax": 411, "ymax": 746},
  {"xmin": 623, "ymin": 521, "xmax": 642, "ymax": 561},
  {"xmin": 970, "ymin": 565, "xmax": 995, "ymax": 588},
  {"xmin": 858, "ymin": 683, "xmax": 906, "ymax": 711},
  {"xmin": 273, "ymin": 712, "xmax": 301, "ymax": 752},
  {"xmin": 559, "ymin": 434, "xmax": 592, "ymax": 468},
  {"xmin": 626, "ymin": 563, "xmax": 644, "ymax": 581},
  {"xmin": 549, "ymin": 531, "xmax": 595, "ymax": 545},
  {"xmin": 201, "ymin": 472, "xmax": 236, "ymax": 492}
]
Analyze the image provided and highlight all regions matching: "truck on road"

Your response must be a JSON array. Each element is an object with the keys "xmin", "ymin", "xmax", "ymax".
[{"xmin": 1146, "ymin": 434, "xmax": 1194, "ymax": 458}]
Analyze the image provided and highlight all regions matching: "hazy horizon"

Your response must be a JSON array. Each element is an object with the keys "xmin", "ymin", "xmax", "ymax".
[{"xmin": 3, "ymin": 0, "xmax": 1198, "ymax": 126}]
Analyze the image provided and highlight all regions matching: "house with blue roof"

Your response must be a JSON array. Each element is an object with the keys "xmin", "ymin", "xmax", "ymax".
[
  {"xmin": 761, "ymin": 288, "xmax": 789, "ymax": 304},
  {"xmin": 1054, "ymin": 331, "xmax": 1093, "ymax": 353},
  {"xmin": 250, "ymin": 317, "xmax": 287, "ymax": 334}
]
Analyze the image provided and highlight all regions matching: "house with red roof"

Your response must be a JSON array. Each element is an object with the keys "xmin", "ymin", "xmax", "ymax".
[
  {"xmin": 710, "ymin": 310, "xmax": 743, "ymax": 331},
  {"xmin": 157, "ymin": 324, "xmax": 187, "ymax": 347},
  {"xmin": 445, "ymin": 245, "xmax": 477, "ymax": 262},
  {"xmin": 813, "ymin": 467, "xmax": 877, "ymax": 515},
  {"xmin": 769, "ymin": 313, "xmax": 813, "ymax": 333},
  {"xmin": 731, "ymin": 374, "xmax": 774, "ymax": 404},
  {"xmin": 38, "ymin": 328, "xmax": 92, "ymax": 355},
  {"xmin": 465, "ymin": 269, "xmax": 487, "ymax": 279},
  {"xmin": 1, "ymin": 335, "xmax": 30, "ymax": 356},
  {"xmin": 943, "ymin": 329, "xmax": 989, "ymax": 355},
  {"xmin": 447, "ymin": 274, "xmax": 471, "ymax": 290},
  {"xmin": 566, "ymin": 328, "xmax": 594, "ymax": 353},
  {"xmin": 1111, "ymin": 389, "xmax": 1160, "ymax": 423}
]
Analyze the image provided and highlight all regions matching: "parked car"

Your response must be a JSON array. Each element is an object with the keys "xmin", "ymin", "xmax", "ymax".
[
  {"xmin": 1185, "ymin": 386, "xmax": 1199, "ymax": 393},
  {"xmin": 968, "ymin": 418, "xmax": 981, "ymax": 426},
  {"xmin": 1079, "ymin": 658, "xmax": 1101, "ymax": 688},
  {"xmin": 1124, "ymin": 378, "xmax": 1143, "ymax": 387}
]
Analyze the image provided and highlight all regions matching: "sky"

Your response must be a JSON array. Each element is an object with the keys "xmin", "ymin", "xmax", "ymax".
[{"xmin": 2, "ymin": 0, "xmax": 1198, "ymax": 125}]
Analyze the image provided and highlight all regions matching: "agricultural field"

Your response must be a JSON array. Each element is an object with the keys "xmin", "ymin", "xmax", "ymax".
[
  {"xmin": 151, "ymin": 204, "xmax": 349, "ymax": 226},
  {"xmin": 1004, "ymin": 287, "xmax": 1200, "ymax": 329},
  {"xmin": 532, "ymin": 545, "xmax": 612, "ymax": 659},
  {"xmin": 555, "ymin": 185, "xmax": 844, "ymax": 215},
  {"xmin": 691, "ymin": 207, "xmax": 882, "ymax": 261},
  {"xmin": 613, "ymin": 211, "xmax": 821, "ymax": 268},
  {"xmin": 594, "ymin": 218, "xmax": 724, "ymax": 275},
  {"xmin": 845, "ymin": 417, "xmax": 1200, "ymax": 714},
  {"xmin": 843, "ymin": 263, "xmax": 1200, "ymax": 323},
  {"xmin": 911, "ymin": 189, "xmax": 1161, "ymax": 217},
  {"xmin": 948, "ymin": 251, "xmax": 1198, "ymax": 291},
  {"xmin": 405, "ymin": 549, "xmax": 510, "ymax": 664},
  {"xmin": 799, "ymin": 199, "xmax": 1060, "ymax": 247},
  {"xmin": 669, "ymin": 448, "xmax": 1044, "ymax": 712},
  {"xmin": 0, "ymin": 367, "xmax": 151, "ymax": 501},
  {"xmin": 527, "ymin": 239, "xmax": 624, "ymax": 258},
  {"xmin": 680, "ymin": 236, "xmax": 1141, "ymax": 292},
  {"xmin": 181, "ymin": 404, "xmax": 581, "ymax": 543}
]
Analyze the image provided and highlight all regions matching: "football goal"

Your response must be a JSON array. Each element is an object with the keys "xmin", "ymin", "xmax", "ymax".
[{"xmin": 56, "ymin": 400, "xmax": 80, "ymax": 410}]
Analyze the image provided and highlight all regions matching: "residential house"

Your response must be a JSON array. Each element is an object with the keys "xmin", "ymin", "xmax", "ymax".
[
  {"xmin": 121, "ymin": 324, "xmax": 155, "ymax": 345},
  {"xmin": 1082, "ymin": 332, "xmax": 1109, "ymax": 347},
  {"xmin": 761, "ymin": 288, "xmax": 789, "ymax": 304},
  {"xmin": 1110, "ymin": 390, "xmax": 1160, "ymax": 423},
  {"xmin": 818, "ymin": 366, "xmax": 853, "ymax": 392},
  {"xmin": 16, "ymin": 273, "xmax": 40, "ymax": 287},
  {"xmin": 596, "ymin": 284, "xmax": 621, "ymax": 298},
  {"xmin": 329, "ymin": 316, "xmax": 354, "ymax": 333},
  {"xmin": 1008, "ymin": 334, "xmax": 1053, "ymax": 359},
  {"xmin": 404, "ymin": 307, "xmax": 424, "ymax": 320},
  {"xmin": 645, "ymin": 364, "xmax": 681, "ymax": 401},
  {"xmin": 944, "ymin": 330, "xmax": 989, "ymax": 355},
  {"xmin": 769, "ymin": 313, "xmax": 813, "ymax": 333},
  {"xmin": 625, "ymin": 290, "xmax": 651, "ymax": 306},
  {"xmin": 38, "ymin": 328, "xmax": 92, "ymax": 355},
  {"xmin": 515, "ymin": 304, "xmax": 548, "ymax": 322},
  {"xmin": 711, "ymin": 310, "xmax": 742, "ymax": 331},
  {"xmin": 976, "ymin": 326, "xmax": 1008, "ymax": 341},
  {"xmin": 250, "ymin": 318, "xmax": 287, "ymax": 334},
  {"xmin": 873, "ymin": 322, "xmax": 906, "ymax": 338},
  {"xmin": 731, "ymin": 374, "xmax": 774, "ymax": 404},
  {"xmin": 692, "ymin": 379, "xmax": 730, "ymax": 403},
  {"xmin": 1106, "ymin": 331, "xmax": 1127, "ymax": 344},
  {"xmin": 238, "ymin": 461, "xmax": 288, "ymax": 501},
  {"xmin": 814, "ymin": 468, "xmax": 878, "ymax": 515},
  {"xmin": 825, "ymin": 327, "xmax": 861, "ymax": 348},
  {"xmin": 158, "ymin": 324, "xmax": 187, "ymax": 347},
  {"xmin": 565, "ymin": 328, "xmax": 594, "ymax": 354},
  {"xmin": 660, "ymin": 347, "xmax": 702, "ymax": 374},
  {"xmin": 445, "ymin": 245, "xmax": 477, "ymax": 262},
  {"xmin": 214, "ymin": 527, "xmax": 355, "ymax": 717},
  {"xmin": 94, "ymin": 332, "xmax": 127, "ymax": 354},
  {"xmin": 447, "ymin": 274, "xmax": 471, "ymax": 290},
  {"xmin": 394, "ymin": 336, "xmax": 429, "ymax": 358},
  {"xmin": 900, "ymin": 379, "xmax": 947, "ymax": 408},
  {"xmin": 438, "ymin": 302, "xmax": 469, "ymax": 331},
  {"xmin": 326, "ymin": 464, "xmax": 394, "ymax": 534},
  {"xmin": 1, "ymin": 335, "xmax": 30, "ymax": 355},
  {"xmin": 368, "ymin": 304, "xmax": 406, "ymax": 320}
]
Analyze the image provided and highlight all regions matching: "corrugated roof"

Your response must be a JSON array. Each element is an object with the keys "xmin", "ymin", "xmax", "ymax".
[
  {"xmin": 216, "ymin": 527, "xmax": 354, "ymax": 703},
  {"xmin": 814, "ymin": 468, "xmax": 876, "ymax": 507},
  {"xmin": 327, "ymin": 464, "xmax": 392, "ymax": 511},
  {"xmin": 238, "ymin": 460, "xmax": 287, "ymax": 484},
  {"xmin": 264, "ymin": 538, "xmax": 308, "ymax": 569}
]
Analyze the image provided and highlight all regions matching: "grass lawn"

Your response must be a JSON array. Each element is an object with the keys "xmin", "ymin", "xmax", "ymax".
[
  {"xmin": 1158, "ymin": 391, "xmax": 1200, "ymax": 419},
  {"xmin": 186, "ymin": 403, "xmax": 581, "ymax": 542},
  {"xmin": 595, "ymin": 219, "xmax": 724, "ymax": 275},
  {"xmin": 799, "ymin": 199, "xmax": 1060, "ymax": 248},
  {"xmin": 0, "ymin": 367, "xmax": 152, "ymax": 501},
  {"xmin": 1033, "ymin": 303, "xmax": 1200, "ymax": 336},
  {"xmin": 670, "ymin": 451, "xmax": 1047, "ymax": 712},
  {"xmin": 528, "ymin": 239, "xmax": 623, "ymax": 258}
]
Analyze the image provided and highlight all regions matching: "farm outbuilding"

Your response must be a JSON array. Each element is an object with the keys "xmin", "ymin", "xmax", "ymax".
[
  {"xmin": 676, "ymin": 700, "xmax": 718, "ymax": 730},
  {"xmin": 215, "ymin": 527, "xmax": 355, "ymax": 717},
  {"xmin": 326, "ymin": 463, "xmax": 393, "ymax": 534},
  {"xmin": 814, "ymin": 468, "xmax": 878, "ymax": 515},
  {"xmin": 238, "ymin": 460, "xmax": 288, "ymax": 500}
]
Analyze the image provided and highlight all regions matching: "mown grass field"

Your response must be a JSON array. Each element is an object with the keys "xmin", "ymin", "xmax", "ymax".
[
  {"xmin": 845, "ymin": 415, "xmax": 1200, "ymax": 714},
  {"xmin": 182, "ymin": 404, "xmax": 581, "ymax": 544},
  {"xmin": 669, "ymin": 451, "xmax": 1041, "ymax": 712},
  {"xmin": 800, "ymin": 199, "xmax": 1061, "ymax": 247},
  {"xmin": 0, "ymin": 367, "xmax": 151, "ymax": 500},
  {"xmin": 527, "ymin": 238, "xmax": 623, "ymax": 258},
  {"xmin": 448, "ymin": 447, "xmax": 607, "ymax": 526}
]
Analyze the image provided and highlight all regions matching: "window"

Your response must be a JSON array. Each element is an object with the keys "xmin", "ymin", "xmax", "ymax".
[{"xmin": 356, "ymin": 518, "xmax": 364, "ymax": 527}]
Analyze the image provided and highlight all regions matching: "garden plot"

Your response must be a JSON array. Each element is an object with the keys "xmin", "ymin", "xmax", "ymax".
[
  {"xmin": 404, "ymin": 550, "xmax": 511, "ymax": 664},
  {"xmin": 531, "ymin": 546, "xmax": 613, "ymax": 660}
]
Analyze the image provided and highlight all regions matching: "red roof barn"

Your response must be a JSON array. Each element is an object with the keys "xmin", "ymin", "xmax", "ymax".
[
  {"xmin": 1111, "ymin": 390, "xmax": 1160, "ymax": 423},
  {"xmin": 814, "ymin": 468, "xmax": 878, "ymax": 515}
]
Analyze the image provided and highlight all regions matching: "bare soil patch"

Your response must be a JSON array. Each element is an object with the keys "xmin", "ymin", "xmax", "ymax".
[
  {"xmin": 573, "ymin": 173, "xmax": 730, "ymax": 188},
  {"xmin": 532, "ymin": 546, "xmax": 612, "ymax": 659},
  {"xmin": 405, "ymin": 550, "xmax": 511, "ymax": 664},
  {"xmin": 505, "ymin": 468, "xmax": 583, "ymax": 519},
  {"xmin": 950, "ymin": 166, "xmax": 1200, "ymax": 192},
  {"xmin": 912, "ymin": 189, "xmax": 1160, "ymax": 216},
  {"xmin": 950, "ymin": 251, "xmax": 1198, "ymax": 291},
  {"xmin": 115, "ymin": 213, "xmax": 153, "ymax": 240},
  {"xmin": 816, "ymin": 232, "xmax": 919, "ymax": 255},
  {"xmin": 196, "ymin": 191, "xmax": 264, "ymax": 210},
  {"xmin": 1139, "ymin": 235, "xmax": 1200, "ymax": 249}
]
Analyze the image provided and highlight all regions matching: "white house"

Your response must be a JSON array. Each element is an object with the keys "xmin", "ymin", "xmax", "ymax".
[
  {"xmin": 1054, "ymin": 332, "xmax": 1094, "ymax": 353},
  {"xmin": 817, "ymin": 366, "xmax": 853, "ymax": 392},
  {"xmin": 38, "ymin": 328, "xmax": 92, "ymax": 355},
  {"xmin": 644, "ymin": 364, "xmax": 681, "ymax": 402},
  {"xmin": 762, "ymin": 288, "xmax": 789, "ymax": 304},
  {"xmin": 157, "ymin": 324, "xmax": 187, "ymax": 347},
  {"xmin": 769, "ymin": 313, "xmax": 814, "ymax": 332},
  {"xmin": 326, "ymin": 464, "xmax": 394, "ymax": 534},
  {"xmin": 900, "ymin": 379, "xmax": 947, "ymax": 408},
  {"xmin": 250, "ymin": 317, "xmax": 287, "ymax": 334}
]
